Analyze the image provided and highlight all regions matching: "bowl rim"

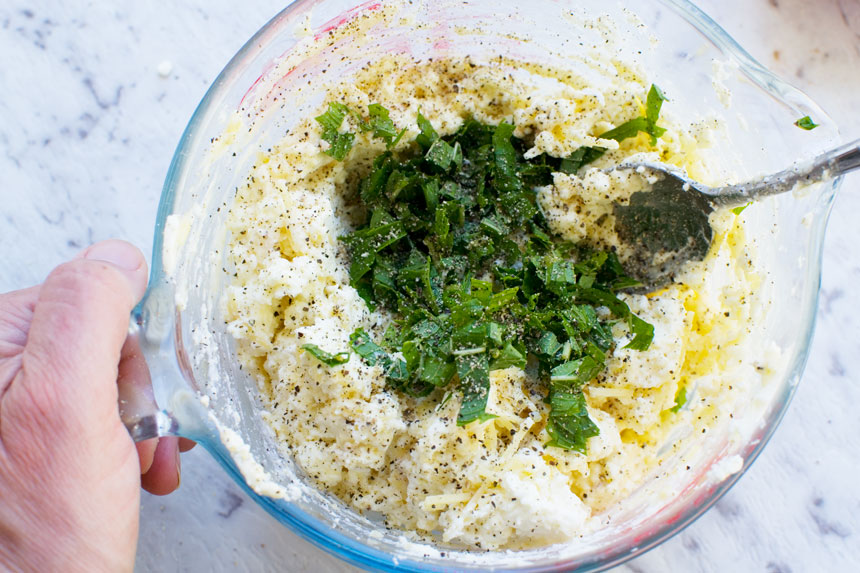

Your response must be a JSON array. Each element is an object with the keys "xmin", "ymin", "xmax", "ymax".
[{"xmin": 145, "ymin": 0, "xmax": 842, "ymax": 571}]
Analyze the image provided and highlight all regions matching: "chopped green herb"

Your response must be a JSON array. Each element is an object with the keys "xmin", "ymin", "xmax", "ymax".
[
  {"xmin": 315, "ymin": 102, "xmax": 355, "ymax": 160},
  {"xmin": 492, "ymin": 122, "xmax": 521, "ymax": 193},
  {"xmin": 315, "ymin": 102, "xmax": 657, "ymax": 452},
  {"xmin": 545, "ymin": 389, "xmax": 600, "ymax": 453},
  {"xmin": 550, "ymin": 357, "xmax": 602, "ymax": 389},
  {"xmin": 626, "ymin": 315, "xmax": 655, "ymax": 351},
  {"xmin": 560, "ymin": 146, "xmax": 607, "ymax": 175},
  {"xmin": 795, "ymin": 116, "xmax": 819, "ymax": 131},
  {"xmin": 425, "ymin": 139, "xmax": 460, "ymax": 171},
  {"xmin": 365, "ymin": 103, "xmax": 400, "ymax": 147},
  {"xmin": 416, "ymin": 110, "xmax": 439, "ymax": 149},
  {"xmin": 731, "ymin": 202, "xmax": 752, "ymax": 216},
  {"xmin": 316, "ymin": 102, "xmax": 350, "ymax": 133},
  {"xmin": 600, "ymin": 84, "xmax": 667, "ymax": 146},
  {"xmin": 599, "ymin": 117, "xmax": 651, "ymax": 143},
  {"xmin": 559, "ymin": 84, "xmax": 667, "ymax": 174},
  {"xmin": 301, "ymin": 344, "xmax": 350, "ymax": 366},
  {"xmin": 349, "ymin": 329, "xmax": 388, "ymax": 366},
  {"xmin": 645, "ymin": 84, "xmax": 667, "ymax": 125},
  {"xmin": 456, "ymin": 354, "xmax": 495, "ymax": 425},
  {"xmin": 489, "ymin": 342, "xmax": 527, "ymax": 371},
  {"xmin": 670, "ymin": 386, "xmax": 687, "ymax": 413},
  {"xmin": 317, "ymin": 102, "xmax": 414, "ymax": 159}
]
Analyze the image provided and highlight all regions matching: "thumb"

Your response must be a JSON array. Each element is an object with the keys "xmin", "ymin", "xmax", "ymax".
[{"xmin": 20, "ymin": 240, "xmax": 148, "ymax": 421}]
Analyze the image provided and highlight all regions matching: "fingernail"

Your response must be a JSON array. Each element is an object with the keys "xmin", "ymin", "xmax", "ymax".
[{"xmin": 84, "ymin": 240, "xmax": 143, "ymax": 272}]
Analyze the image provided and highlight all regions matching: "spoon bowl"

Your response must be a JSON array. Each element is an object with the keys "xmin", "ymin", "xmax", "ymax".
[{"xmin": 613, "ymin": 139, "xmax": 859, "ymax": 290}]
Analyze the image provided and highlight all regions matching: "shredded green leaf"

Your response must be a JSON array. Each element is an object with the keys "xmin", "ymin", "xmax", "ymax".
[
  {"xmin": 645, "ymin": 84, "xmax": 667, "ymax": 125},
  {"xmin": 316, "ymin": 102, "xmax": 350, "ymax": 133},
  {"xmin": 731, "ymin": 202, "xmax": 752, "ymax": 216},
  {"xmin": 301, "ymin": 344, "xmax": 350, "ymax": 366},
  {"xmin": 313, "ymin": 102, "xmax": 657, "ymax": 452},
  {"xmin": 317, "ymin": 102, "xmax": 414, "ymax": 159},
  {"xmin": 456, "ymin": 354, "xmax": 495, "ymax": 425},
  {"xmin": 670, "ymin": 386, "xmax": 687, "ymax": 413},
  {"xmin": 545, "ymin": 389, "xmax": 600, "ymax": 452},
  {"xmin": 560, "ymin": 146, "xmax": 607, "ymax": 175},
  {"xmin": 315, "ymin": 102, "xmax": 355, "ymax": 160},
  {"xmin": 560, "ymin": 84, "xmax": 667, "ymax": 174},
  {"xmin": 795, "ymin": 116, "xmax": 819, "ymax": 131},
  {"xmin": 492, "ymin": 122, "xmax": 521, "ymax": 193},
  {"xmin": 601, "ymin": 84, "xmax": 668, "ymax": 146},
  {"xmin": 349, "ymin": 329, "xmax": 387, "ymax": 365},
  {"xmin": 416, "ymin": 110, "xmax": 440, "ymax": 149},
  {"xmin": 367, "ymin": 104, "xmax": 395, "ymax": 138}
]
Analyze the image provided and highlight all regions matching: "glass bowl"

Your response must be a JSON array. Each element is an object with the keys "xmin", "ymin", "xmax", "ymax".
[{"xmin": 128, "ymin": 0, "xmax": 842, "ymax": 570}]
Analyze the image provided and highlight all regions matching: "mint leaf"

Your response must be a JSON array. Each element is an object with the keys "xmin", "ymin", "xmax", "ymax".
[
  {"xmin": 644, "ymin": 84, "xmax": 668, "ymax": 145},
  {"xmin": 487, "ymin": 287, "xmax": 519, "ymax": 312},
  {"xmin": 425, "ymin": 139, "xmax": 459, "ymax": 171},
  {"xmin": 341, "ymin": 220, "xmax": 406, "ymax": 282},
  {"xmin": 489, "ymin": 342, "xmax": 527, "ymax": 371},
  {"xmin": 795, "ymin": 116, "xmax": 819, "ymax": 130},
  {"xmin": 545, "ymin": 389, "xmax": 600, "ymax": 453},
  {"xmin": 670, "ymin": 386, "xmax": 687, "ymax": 413},
  {"xmin": 316, "ymin": 102, "xmax": 355, "ymax": 160},
  {"xmin": 600, "ymin": 117, "xmax": 651, "ymax": 142},
  {"xmin": 625, "ymin": 315, "xmax": 654, "ymax": 351},
  {"xmin": 416, "ymin": 110, "xmax": 439, "ymax": 149},
  {"xmin": 316, "ymin": 102, "xmax": 350, "ymax": 132},
  {"xmin": 349, "ymin": 329, "xmax": 388, "ymax": 366},
  {"xmin": 366, "ymin": 103, "xmax": 399, "ymax": 144},
  {"xmin": 732, "ymin": 202, "xmax": 751, "ymax": 216},
  {"xmin": 645, "ymin": 84, "xmax": 667, "ymax": 125},
  {"xmin": 560, "ymin": 146, "xmax": 607, "ymax": 174},
  {"xmin": 549, "ymin": 356, "xmax": 602, "ymax": 390},
  {"xmin": 492, "ymin": 122, "xmax": 521, "ymax": 193},
  {"xmin": 537, "ymin": 331, "xmax": 563, "ymax": 358},
  {"xmin": 324, "ymin": 132, "xmax": 355, "ymax": 161},
  {"xmin": 419, "ymin": 353, "xmax": 457, "ymax": 387},
  {"xmin": 301, "ymin": 344, "xmax": 350, "ymax": 366},
  {"xmin": 456, "ymin": 354, "xmax": 494, "ymax": 425},
  {"xmin": 598, "ymin": 84, "xmax": 667, "ymax": 147}
]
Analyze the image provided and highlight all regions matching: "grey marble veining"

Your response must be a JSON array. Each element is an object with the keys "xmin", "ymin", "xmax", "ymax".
[{"xmin": 1, "ymin": 1, "xmax": 858, "ymax": 572}]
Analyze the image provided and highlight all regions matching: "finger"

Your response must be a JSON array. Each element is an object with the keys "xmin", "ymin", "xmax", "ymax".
[
  {"xmin": 18, "ymin": 241, "xmax": 148, "ymax": 422},
  {"xmin": 136, "ymin": 438, "xmax": 158, "ymax": 475},
  {"xmin": 178, "ymin": 438, "xmax": 197, "ymax": 453},
  {"xmin": 117, "ymin": 334, "xmax": 160, "ymax": 429},
  {"xmin": 79, "ymin": 239, "xmax": 148, "ymax": 303},
  {"xmin": 116, "ymin": 313, "xmax": 196, "ymax": 468},
  {"xmin": 118, "ymin": 337, "xmax": 160, "ymax": 473},
  {"xmin": 0, "ymin": 286, "xmax": 40, "ymax": 400},
  {"xmin": 141, "ymin": 437, "xmax": 180, "ymax": 496},
  {"xmin": 141, "ymin": 437, "xmax": 194, "ymax": 479},
  {"xmin": 0, "ymin": 285, "xmax": 40, "ymax": 359}
]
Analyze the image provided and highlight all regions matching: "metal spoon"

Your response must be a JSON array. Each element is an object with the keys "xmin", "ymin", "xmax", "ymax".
[{"xmin": 611, "ymin": 139, "xmax": 860, "ymax": 291}]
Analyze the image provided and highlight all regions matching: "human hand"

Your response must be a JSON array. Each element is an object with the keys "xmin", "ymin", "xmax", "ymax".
[{"xmin": 0, "ymin": 240, "xmax": 192, "ymax": 572}]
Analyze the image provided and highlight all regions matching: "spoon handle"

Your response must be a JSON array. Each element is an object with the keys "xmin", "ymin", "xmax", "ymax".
[
  {"xmin": 831, "ymin": 139, "xmax": 860, "ymax": 174},
  {"xmin": 711, "ymin": 138, "xmax": 860, "ymax": 207}
]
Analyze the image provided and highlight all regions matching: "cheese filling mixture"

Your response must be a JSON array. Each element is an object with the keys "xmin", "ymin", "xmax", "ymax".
[{"xmin": 224, "ymin": 55, "xmax": 766, "ymax": 550}]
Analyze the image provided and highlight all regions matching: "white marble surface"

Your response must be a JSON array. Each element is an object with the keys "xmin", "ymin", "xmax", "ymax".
[{"xmin": 1, "ymin": 1, "xmax": 858, "ymax": 571}]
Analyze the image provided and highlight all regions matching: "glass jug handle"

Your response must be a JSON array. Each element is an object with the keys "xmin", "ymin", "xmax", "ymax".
[{"xmin": 118, "ymin": 283, "xmax": 181, "ymax": 442}]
